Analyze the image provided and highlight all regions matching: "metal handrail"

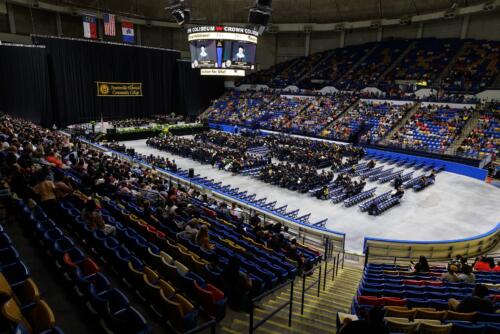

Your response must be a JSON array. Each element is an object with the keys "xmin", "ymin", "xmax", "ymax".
[
  {"xmin": 184, "ymin": 319, "xmax": 216, "ymax": 334},
  {"xmin": 248, "ymin": 279, "xmax": 295, "ymax": 334}
]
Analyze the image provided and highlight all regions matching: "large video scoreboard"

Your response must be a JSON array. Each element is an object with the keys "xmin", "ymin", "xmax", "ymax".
[{"xmin": 187, "ymin": 25, "xmax": 259, "ymax": 76}]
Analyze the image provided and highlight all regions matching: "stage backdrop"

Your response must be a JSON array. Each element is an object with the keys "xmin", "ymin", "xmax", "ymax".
[
  {"xmin": 176, "ymin": 60, "xmax": 225, "ymax": 119},
  {"xmin": 32, "ymin": 36, "xmax": 180, "ymax": 127},
  {"xmin": 0, "ymin": 45, "xmax": 52, "ymax": 126}
]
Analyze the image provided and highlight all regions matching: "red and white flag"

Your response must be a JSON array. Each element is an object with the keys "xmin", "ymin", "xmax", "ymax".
[
  {"xmin": 82, "ymin": 15, "xmax": 97, "ymax": 39},
  {"xmin": 103, "ymin": 13, "xmax": 116, "ymax": 36}
]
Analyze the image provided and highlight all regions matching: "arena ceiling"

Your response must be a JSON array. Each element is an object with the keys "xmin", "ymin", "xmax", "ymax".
[{"xmin": 43, "ymin": 0, "xmax": 487, "ymax": 24}]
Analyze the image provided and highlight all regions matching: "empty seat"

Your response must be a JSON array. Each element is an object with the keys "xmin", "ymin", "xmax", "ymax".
[
  {"xmin": 416, "ymin": 309, "xmax": 446, "ymax": 321},
  {"xmin": 384, "ymin": 306, "xmax": 416, "ymax": 320},
  {"xmin": 385, "ymin": 317, "xmax": 418, "ymax": 334},
  {"xmin": 418, "ymin": 321, "xmax": 452, "ymax": 334},
  {"xmin": 445, "ymin": 310, "xmax": 477, "ymax": 322},
  {"xmin": 27, "ymin": 300, "xmax": 56, "ymax": 333},
  {"xmin": 193, "ymin": 280, "xmax": 226, "ymax": 321}
]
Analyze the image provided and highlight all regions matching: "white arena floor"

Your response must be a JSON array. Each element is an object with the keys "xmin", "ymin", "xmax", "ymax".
[{"xmin": 122, "ymin": 139, "xmax": 500, "ymax": 254}]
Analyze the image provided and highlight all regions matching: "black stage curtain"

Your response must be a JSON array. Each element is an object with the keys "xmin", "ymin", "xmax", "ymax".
[
  {"xmin": 32, "ymin": 36, "xmax": 180, "ymax": 127},
  {"xmin": 0, "ymin": 45, "xmax": 52, "ymax": 126},
  {"xmin": 176, "ymin": 60, "xmax": 225, "ymax": 119}
]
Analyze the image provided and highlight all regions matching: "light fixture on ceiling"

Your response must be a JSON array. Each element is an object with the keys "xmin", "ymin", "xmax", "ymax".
[
  {"xmin": 248, "ymin": 0, "xmax": 273, "ymax": 34},
  {"xmin": 165, "ymin": 0, "xmax": 191, "ymax": 26}
]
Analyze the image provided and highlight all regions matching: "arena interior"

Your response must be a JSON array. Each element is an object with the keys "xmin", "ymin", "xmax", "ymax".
[{"xmin": 0, "ymin": 1, "xmax": 500, "ymax": 333}]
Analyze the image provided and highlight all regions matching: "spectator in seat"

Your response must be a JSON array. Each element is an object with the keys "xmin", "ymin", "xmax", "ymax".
[
  {"xmin": 413, "ymin": 256, "xmax": 429, "ymax": 273},
  {"xmin": 32, "ymin": 168, "xmax": 58, "ymax": 216},
  {"xmin": 53, "ymin": 172, "xmax": 74, "ymax": 200},
  {"xmin": 442, "ymin": 265, "xmax": 460, "ymax": 283},
  {"xmin": 391, "ymin": 186, "xmax": 404, "ymax": 199},
  {"xmin": 195, "ymin": 225, "xmax": 215, "ymax": 251},
  {"xmin": 223, "ymin": 257, "xmax": 253, "ymax": 311},
  {"xmin": 338, "ymin": 307, "xmax": 389, "ymax": 334},
  {"xmin": 493, "ymin": 261, "xmax": 500, "ymax": 272},
  {"xmin": 284, "ymin": 238, "xmax": 306, "ymax": 271},
  {"xmin": 458, "ymin": 264, "xmax": 475, "ymax": 284},
  {"xmin": 474, "ymin": 256, "xmax": 492, "ymax": 272},
  {"xmin": 81, "ymin": 199, "xmax": 116, "ymax": 236},
  {"xmin": 448, "ymin": 284, "xmax": 494, "ymax": 313},
  {"xmin": 177, "ymin": 220, "xmax": 199, "ymax": 241},
  {"xmin": 393, "ymin": 175, "xmax": 403, "ymax": 189},
  {"xmin": 368, "ymin": 202, "xmax": 378, "ymax": 216}
]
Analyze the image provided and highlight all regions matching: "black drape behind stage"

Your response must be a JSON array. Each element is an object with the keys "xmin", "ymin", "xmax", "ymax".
[
  {"xmin": 0, "ymin": 45, "xmax": 52, "ymax": 126},
  {"xmin": 176, "ymin": 60, "xmax": 225, "ymax": 119},
  {"xmin": 32, "ymin": 36, "xmax": 180, "ymax": 127}
]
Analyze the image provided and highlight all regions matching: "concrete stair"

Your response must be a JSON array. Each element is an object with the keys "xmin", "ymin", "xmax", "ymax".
[
  {"xmin": 433, "ymin": 41, "xmax": 471, "ymax": 88},
  {"xmin": 219, "ymin": 262, "xmax": 363, "ymax": 334},
  {"xmin": 378, "ymin": 41, "xmax": 416, "ymax": 81},
  {"xmin": 383, "ymin": 102, "xmax": 422, "ymax": 142},
  {"xmin": 446, "ymin": 109, "xmax": 481, "ymax": 155}
]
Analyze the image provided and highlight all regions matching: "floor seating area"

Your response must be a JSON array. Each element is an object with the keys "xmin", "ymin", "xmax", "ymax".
[
  {"xmin": 389, "ymin": 104, "xmax": 474, "ymax": 153},
  {"xmin": 0, "ymin": 224, "xmax": 63, "ymax": 334}
]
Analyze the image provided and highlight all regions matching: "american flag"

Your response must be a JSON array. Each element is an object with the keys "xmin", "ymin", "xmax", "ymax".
[{"xmin": 103, "ymin": 13, "xmax": 116, "ymax": 36}]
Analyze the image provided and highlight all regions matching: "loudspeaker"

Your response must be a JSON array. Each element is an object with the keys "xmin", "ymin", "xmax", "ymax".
[
  {"xmin": 188, "ymin": 168, "xmax": 194, "ymax": 178},
  {"xmin": 126, "ymin": 148, "xmax": 135, "ymax": 156}
]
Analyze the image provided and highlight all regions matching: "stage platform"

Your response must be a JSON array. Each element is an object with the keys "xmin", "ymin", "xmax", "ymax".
[{"xmin": 122, "ymin": 139, "xmax": 500, "ymax": 253}]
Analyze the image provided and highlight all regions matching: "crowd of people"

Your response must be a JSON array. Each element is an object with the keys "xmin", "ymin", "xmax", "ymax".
[
  {"xmin": 388, "ymin": 104, "xmax": 474, "ymax": 153},
  {"xmin": 264, "ymin": 134, "xmax": 365, "ymax": 169},
  {"xmin": 110, "ymin": 115, "xmax": 180, "ymax": 128},
  {"xmin": 457, "ymin": 108, "xmax": 499, "ymax": 159},
  {"xmin": 259, "ymin": 163, "xmax": 333, "ymax": 193},
  {"xmin": 146, "ymin": 135, "xmax": 267, "ymax": 173},
  {"xmin": 0, "ymin": 113, "xmax": 323, "ymax": 312},
  {"xmin": 322, "ymin": 100, "xmax": 411, "ymax": 143}
]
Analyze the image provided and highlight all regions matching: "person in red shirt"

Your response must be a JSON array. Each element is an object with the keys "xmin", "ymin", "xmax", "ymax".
[
  {"xmin": 45, "ymin": 150, "xmax": 65, "ymax": 168},
  {"xmin": 493, "ymin": 261, "xmax": 500, "ymax": 272},
  {"xmin": 474, "ymin": 256, "xmax": 493, "ymax": 272}
]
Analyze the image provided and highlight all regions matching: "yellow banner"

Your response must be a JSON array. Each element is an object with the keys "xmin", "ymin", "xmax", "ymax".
[{"xmin": 96, "ymin": 82, "xmax": 143, "ymax": 97}]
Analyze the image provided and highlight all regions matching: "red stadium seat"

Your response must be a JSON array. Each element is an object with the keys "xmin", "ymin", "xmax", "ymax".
[
  {"xmin": 383, "ymin": 297, "xmax": 407, "ymax": 307},
  {"xmin": 358, "ymin": 296, "xmax": 383, "ymax": 306}
]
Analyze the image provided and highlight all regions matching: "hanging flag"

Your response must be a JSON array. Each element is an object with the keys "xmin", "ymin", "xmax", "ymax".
[
  {"xmin": 121, "ymin": 21, "xmax": 134, "ymax": 43},
  {"xmin": 103, "ymin": 13, "xmax": 116, "ymax": 36},
  {"xmin": 82, "ymin": 15, "xmax": 97, "ymax": 39}
]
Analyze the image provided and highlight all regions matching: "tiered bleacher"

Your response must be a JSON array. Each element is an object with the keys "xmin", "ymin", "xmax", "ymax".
[
  {"xmin": 440, "ymin": 40, "xmax": 500, "ymax": 93},
  {"xmin": 301, "ymin": 43, "xmax": 375, "ymax": 89},
  {"xmin": 337, "ymin": 40, "xmax": 411, "ymax": 90},
  {"xmin": 457, "ymin": 107, "xmax": 500, "ymax": 160},
  {"xmin": 388, "ymin": 104, "xmax": 474, "ymax": 153},
  {"xmin": 289, "ymin": 93, "xmax": 357, "ymax": 136},
  {"xmin": 343, "ymin": 259, "xmax": 500, "ymax": 334},
  {"xmin": 384, "ymin": 38, "xmax": 462, "ymax": 84},
  {"xmin": 321, "ymin": 100, "xmax": 411, "ymax": 143},
  {"xmin": 0, "ymin": 223, "xmax": 63, "ymax": 333},
  {"xmin": 0, "ymin": 114, "xmax": 322, "ymax": 333}
]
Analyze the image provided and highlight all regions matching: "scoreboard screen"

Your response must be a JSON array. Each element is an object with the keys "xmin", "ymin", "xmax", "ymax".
[{"xmin": 187, "ymin": 25, "xmax": 259, "ymax": 76}]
